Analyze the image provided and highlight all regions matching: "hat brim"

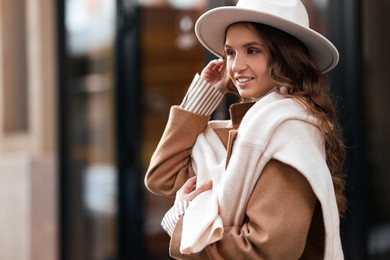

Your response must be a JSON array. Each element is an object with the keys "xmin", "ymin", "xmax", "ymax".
[{"xmin": 195, "ymin": 7, "xmax": 339, "ymax": 73}]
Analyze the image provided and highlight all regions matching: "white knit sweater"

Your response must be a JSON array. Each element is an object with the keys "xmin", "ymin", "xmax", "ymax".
[{"xmin": 180, "ymin": 91, "xmax": 344, "ymax": 259}]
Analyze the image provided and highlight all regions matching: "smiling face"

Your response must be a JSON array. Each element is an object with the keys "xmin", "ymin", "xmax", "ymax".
[{"xmin": 224, "ymin": 23, "xmax": 276, "ymax": 99}]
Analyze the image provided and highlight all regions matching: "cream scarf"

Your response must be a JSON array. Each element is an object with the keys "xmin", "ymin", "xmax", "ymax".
[{"xmin": 180, "ymin": 91, "xmax": 343, "ymax": 259}]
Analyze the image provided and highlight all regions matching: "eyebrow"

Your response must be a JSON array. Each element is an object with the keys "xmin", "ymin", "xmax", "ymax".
[{"xmin": 224, "ymin": 41, "xmax": 264, "ymax": 49}]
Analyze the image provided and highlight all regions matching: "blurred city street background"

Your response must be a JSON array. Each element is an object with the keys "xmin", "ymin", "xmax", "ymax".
[{"xmin": 0, "ymin": 0, "xmax": 389, "ymax": 259}]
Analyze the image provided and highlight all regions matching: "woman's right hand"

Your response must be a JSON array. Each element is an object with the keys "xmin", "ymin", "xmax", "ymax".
[
  {"xmin": 201, "ymin": 59, "xmax": 228, "ymax": 94},
  {"xmin": 175, "ymin": 176, "xmax": 213, "ymax": 203}
]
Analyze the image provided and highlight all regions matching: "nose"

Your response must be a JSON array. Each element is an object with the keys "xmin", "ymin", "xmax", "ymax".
[{"xmin": 231, "ymin": 53, "xmax": 247, "ymax": 72}]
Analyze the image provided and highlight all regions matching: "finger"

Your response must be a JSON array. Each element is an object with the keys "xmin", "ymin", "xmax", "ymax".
[
  {"xmin": 215, "ymin": 60, "xmax": 226, "ymax": 73},
  {"xmin": 183, "ymin": 176, "xmax": 197, "ymax": 193},
  {"xmin": 211, "ymin": 63, "xmax": 219, "ymax": 71},
  {"xmin": 218, "ymin": 60, "xmax": 226, "ymax": 72},
  {"xmin": 210, "ymin": 59, "xmax": 225, "ymax": 70},
  {"xmin": 190, "ymin": 180, "xmax": 213, "ymax": 198},
  {"xmin": 199, "ymin": 180, "xmax": 213, "ymax": 191},
  {"xmin": 206, "ymin": 59, "xmax": 218, "ymax": 69}
]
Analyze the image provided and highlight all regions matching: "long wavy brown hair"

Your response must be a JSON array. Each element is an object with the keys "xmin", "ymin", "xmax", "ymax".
[{"xmin": 224, "ymin": 22, "xmax": 347, "ymax": 216}]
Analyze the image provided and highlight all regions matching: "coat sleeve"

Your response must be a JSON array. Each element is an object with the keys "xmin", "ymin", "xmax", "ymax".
[
  {"xmin": 169, "ymin": 160, "xmax": 317, "ymax": 259},
  {"xmin": 144, "ymin": 106, "xmax": 210, "ymax": 197}
]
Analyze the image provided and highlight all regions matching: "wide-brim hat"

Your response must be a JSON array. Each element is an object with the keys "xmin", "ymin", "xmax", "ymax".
[{"xmin": 195, "ymin": 0, "xmax": 339, "ymax": 73}]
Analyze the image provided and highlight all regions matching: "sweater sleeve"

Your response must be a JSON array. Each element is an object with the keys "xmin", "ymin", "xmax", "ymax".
[
  {"xmin": 180, "ymin": 74, "xmax": 225, "ymax": 116},
  {"xmin": 169, "ymin": 160, "xmax": 317, "ymax": 259},
  {"xmin": 161, "ymin": 200, "xmax": 190, "ymax": 237}
]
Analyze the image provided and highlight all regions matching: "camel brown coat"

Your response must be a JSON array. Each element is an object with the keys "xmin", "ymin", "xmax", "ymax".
[{"xmin": 145, "ymin": 104, "xmax": 325, "ymax": 259}]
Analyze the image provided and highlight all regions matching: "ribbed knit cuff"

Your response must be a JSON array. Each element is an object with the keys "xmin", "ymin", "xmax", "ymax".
[
  {"xmin": 161, "ymin": 200, "xmax": 190, "ymax": 237},
  {"xmin": 180, "ymin": 74, "xmax": 225, "ymax": 116}
]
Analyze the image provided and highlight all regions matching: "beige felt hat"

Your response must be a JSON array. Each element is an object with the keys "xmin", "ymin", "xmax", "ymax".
[{"xmin": 195, "ymin": 0, "xmax": 339, "ymax": 73}]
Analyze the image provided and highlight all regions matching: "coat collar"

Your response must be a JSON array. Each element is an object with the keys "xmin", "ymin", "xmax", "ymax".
[{"xmin": 229, "ymin": 102, "xmax": 255, "ymax": 129}]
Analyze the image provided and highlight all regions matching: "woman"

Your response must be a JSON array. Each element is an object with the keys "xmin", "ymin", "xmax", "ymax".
[{"xmin": 145, "ymin": 0, "xmax": 346, "ymax": 259}]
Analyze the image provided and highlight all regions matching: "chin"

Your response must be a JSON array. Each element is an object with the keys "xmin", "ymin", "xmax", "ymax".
[{"xmin": 238, "ymin": 91, "xmax": 255, "ymax": 99}]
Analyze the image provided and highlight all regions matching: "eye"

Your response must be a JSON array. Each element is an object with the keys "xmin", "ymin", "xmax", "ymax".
[
  {"xmin": 247, "ymin": 48, "xmax": 259, "ymax": 55},
  {"xmin": 225, "ymin": 49, "xmax": 236, "ymax": 57}
]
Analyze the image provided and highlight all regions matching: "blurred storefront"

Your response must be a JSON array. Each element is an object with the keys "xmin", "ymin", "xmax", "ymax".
[
  {"xmin": 0, "ymin": 0, "xmax": 57, "ymax": 259},
  {"xmin": 0, "ymin": 0, "xmax": 389, "ymax": 259},
  {"xmin": 58, "ymin": 0, "xmax": 207, "ymax": 259}
]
